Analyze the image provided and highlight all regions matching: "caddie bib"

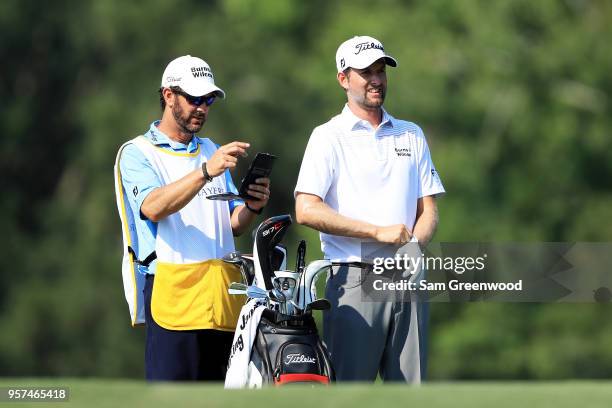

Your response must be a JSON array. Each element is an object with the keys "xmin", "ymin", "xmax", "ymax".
[{"xmin": 131, "ymin": 136, "xmax": 244, "ymax": 330}]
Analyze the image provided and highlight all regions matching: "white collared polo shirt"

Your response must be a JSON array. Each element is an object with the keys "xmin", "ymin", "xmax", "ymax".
[{"xmin": 295, "ymin": 105, "xmax": 445, "ymax": 262}]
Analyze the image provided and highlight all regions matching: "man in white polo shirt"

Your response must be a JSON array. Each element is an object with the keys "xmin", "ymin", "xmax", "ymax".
[{"xmin": 294, "ymin": 36, "xmax": 445, "ymax": 382}]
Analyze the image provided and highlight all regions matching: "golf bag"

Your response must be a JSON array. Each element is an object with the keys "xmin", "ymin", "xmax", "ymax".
[
  {"xmin": 224, "ymin": 215, "xmax": 335, "ymax": 388},
  {"xmin": 249, "ymin": 309, "xmax": 334, "ymax": 386}
]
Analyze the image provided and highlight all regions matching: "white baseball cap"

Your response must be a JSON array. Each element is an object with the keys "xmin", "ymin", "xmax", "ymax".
[
  {"xmin": 335, "ymin": 36, "xmax": 397, "ymax": 73},
  {"xmin": 160, "ymin": 55, "xmax": 226, "ymax": 98}
]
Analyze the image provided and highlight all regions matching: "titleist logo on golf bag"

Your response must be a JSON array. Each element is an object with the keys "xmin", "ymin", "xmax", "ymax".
[
  {"xmin": 245, "ymin": 312, "xmax": 335, "ymax": 386},
  {"xmin": 285, "ymin": 353, "xmax": 316, "ymax": 365}
]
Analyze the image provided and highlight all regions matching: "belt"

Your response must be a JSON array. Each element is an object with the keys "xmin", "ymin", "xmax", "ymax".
[
  {"xmin": 331, "ymin": 262, "xmax": 372, "ymax": 269},
  {"xmin": 330, "ymin": 262, "xmax": 372, "ymax": 280}
]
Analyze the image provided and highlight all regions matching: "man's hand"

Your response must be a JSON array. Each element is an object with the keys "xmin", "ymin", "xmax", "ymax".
[
  {"xmin": 374, "ymin": 224, "xmax": 412, "ymax": 245},
  {"xmin": 244, "ymin": 177, "xmax": 270, "ymax": 210},
  {"xmin": 231, "ymin": 177, "xmax": 271, "ymax": 236},
  {"xmin": 206, "ymin": 141, "xmax": 250, "ymax": 177}
]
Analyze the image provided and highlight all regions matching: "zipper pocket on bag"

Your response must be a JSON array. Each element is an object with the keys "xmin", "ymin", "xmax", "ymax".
[{"xmin": 274, "ymin": 341, "xmax": 321, "ymax": 377}]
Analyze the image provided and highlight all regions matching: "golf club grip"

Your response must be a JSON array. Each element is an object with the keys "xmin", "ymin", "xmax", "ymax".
[{"xmin": 296, "ymin": 240, "xmax": 306, "ymax": 273}]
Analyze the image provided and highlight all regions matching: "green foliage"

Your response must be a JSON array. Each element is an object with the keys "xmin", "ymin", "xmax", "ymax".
[{"xmin": 1, "ymin": 0, "xmax": 611, "ymax": 379}]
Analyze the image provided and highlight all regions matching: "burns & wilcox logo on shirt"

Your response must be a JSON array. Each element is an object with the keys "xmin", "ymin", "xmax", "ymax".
[{"xmin": 395, "ymin": 147, "xmax": 412, "ymax": 157}]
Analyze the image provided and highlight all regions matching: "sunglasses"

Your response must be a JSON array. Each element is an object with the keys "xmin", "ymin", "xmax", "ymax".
[{"xmin": 173, "ymin": 89, "xmax": 216, "ymax": 107}]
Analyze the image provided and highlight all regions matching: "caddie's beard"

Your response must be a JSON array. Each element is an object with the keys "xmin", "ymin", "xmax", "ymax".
[{"xmin": 172, "ymin": 103, "xmax": 206, "ymax": 134}]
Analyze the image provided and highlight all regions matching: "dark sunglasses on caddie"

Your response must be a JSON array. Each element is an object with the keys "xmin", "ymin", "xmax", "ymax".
[{"xmin": 173, "ymin": 89, "xmax": 216, "ymax": 107}]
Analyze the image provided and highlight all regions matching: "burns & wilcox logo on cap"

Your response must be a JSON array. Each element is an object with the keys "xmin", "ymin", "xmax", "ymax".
[
  {"xmin": 191, "ymin": 66, "xmax": 213, "ymax": 79},
  {"xmin": 161, "ymin": 55, "xmax": 226, "ymax": 98}
]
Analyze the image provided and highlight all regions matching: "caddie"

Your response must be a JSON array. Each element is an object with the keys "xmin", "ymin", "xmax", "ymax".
[{"xmin": 114, "ymin": 55, "xmax": 270, "ymax": 381}]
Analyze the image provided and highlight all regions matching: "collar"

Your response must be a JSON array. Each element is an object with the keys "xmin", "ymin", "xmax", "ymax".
[
  {"xmin": 339, "ymin": 104, "xmax": 394, "ymax": 132},
  {"xmin": 145, "ymin": 121, "xmax": 201, "ymax": 153}
]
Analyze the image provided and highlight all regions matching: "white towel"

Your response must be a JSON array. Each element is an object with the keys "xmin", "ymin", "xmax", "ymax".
[{"xmin": 224, "ymin": 298, "xmax": 267, "ymax": 388}]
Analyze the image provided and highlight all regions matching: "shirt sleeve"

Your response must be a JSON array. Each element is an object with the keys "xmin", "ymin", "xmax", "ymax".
[
  {"xmin": 225, "ymin": 169, "xmax": 245, "ymax": 212},
  {"xmin": 294, "ymin": 128, "xmax": 335, "ymax": 200},
  {"xmin": 119, "ymin": 143, "xmax": 162, "ymax": 220},
  {"xmin": 415, "ymin": 127, "xmax": 445, "ymax": 198}
]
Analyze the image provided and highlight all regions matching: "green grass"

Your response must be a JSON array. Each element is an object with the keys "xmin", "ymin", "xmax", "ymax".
[
  {"xmin": 0, "ymin": 379, "xmax": 612, "ymax": 408},
  {"xmin": 1, "ymin": 379, "xmax": 612, "ymax": 408}
]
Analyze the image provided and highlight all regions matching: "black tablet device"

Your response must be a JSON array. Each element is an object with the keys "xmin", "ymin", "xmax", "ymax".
[{"xmin": 207, "ymin": 152, "xmax": 276, "ymax": 201}]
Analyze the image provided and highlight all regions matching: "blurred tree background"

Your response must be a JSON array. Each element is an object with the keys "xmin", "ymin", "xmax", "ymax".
[{"xmin": 1, "ymin": 0, "xmax": 611, "ymax": 379}]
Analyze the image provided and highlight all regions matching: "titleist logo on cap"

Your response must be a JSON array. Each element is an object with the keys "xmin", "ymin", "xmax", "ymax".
[{"xmin": 354, "ymin": 41, "xmax": 384, "ymax": 55}]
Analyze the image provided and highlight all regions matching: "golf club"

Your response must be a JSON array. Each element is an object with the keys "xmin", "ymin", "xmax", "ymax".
[
  {"xmin": 294, "ymin": 260, "xmax": 332, "ymax": 311},
  {"xmin": 228, "ymin": 282, "xmax": 248, "ymax": 294},
  {"xmin": 295, "ymin": 240, "xmax": 306, "ymax": 274},
  {"xmin": 252, "ymin": 215, "xmax": 292, "ymax": 291},
  {"xmin": 228, "ymin": 283, "xmax": 277, "ymax": 302}
]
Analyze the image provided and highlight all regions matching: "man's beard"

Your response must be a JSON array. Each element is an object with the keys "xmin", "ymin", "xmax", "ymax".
[
  {"xmin": 350, "ymin": 86, "xmax": 386, "ymax": 109},
  {"xmin": 172, "ymin": 103, "xmax": 206, "ymax": 134}
]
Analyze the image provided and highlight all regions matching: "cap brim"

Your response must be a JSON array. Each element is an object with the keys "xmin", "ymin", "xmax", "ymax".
[
  {"xmin": 384, "ymin": 56, "xmax": 397, "ymax": 67},
  {"xmin": 346, "ymin": 55, "xmax": 398, "ymax": 71},
  {"xmin": 183, "ymin": 83, "xmax": 226, "ymax": 99},
  {"xmin": 210, "ymin": 88, "xmax": 226, "ymax": 99}
]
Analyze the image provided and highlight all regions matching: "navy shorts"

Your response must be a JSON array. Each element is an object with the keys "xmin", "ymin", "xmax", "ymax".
[{"xmin": 144, "ymin": 274, "xmax": 235, "ymax": 381}]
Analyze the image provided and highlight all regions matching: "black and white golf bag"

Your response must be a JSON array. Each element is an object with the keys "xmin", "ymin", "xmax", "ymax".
[
  {"xmin": 224, "ymin": 215, "xmax": 335, "ymax": 388},
  {"xmin": 249, "ymin": 309, "xmax": 334, "ymax": 386}
]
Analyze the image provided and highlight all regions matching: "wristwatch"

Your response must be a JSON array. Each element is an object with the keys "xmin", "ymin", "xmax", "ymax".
[
  {"xmin": 245, "ymin": 203, "xmax": 263, "ymax": 215},
  {"xmin": 201, "ymin": 162, "xmax": 214, "ymax": 182}
]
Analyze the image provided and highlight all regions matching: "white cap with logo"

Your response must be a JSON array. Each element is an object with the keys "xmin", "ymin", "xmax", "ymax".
[
  {"xmin": 335, "ymin": 36, "xmax": 397, "ymax": 73},
  {"xmin": 161, "ymin": 55, "xmax": 226, "ymax": 98}
]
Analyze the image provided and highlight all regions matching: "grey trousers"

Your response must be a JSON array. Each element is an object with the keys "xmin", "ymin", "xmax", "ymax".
[{"xmin": 323, "ymin": 265, "xmax": 428, "ymax": 383}]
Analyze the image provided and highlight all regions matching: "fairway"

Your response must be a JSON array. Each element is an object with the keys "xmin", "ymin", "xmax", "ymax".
[{"xmin": 1, "ymin": 379, "xmax": 612, "ymax": 408}]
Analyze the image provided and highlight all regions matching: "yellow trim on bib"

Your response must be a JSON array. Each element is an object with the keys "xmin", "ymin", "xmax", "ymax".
[
  {"xmin": 138, "ymin": 136, "xmax": 202, "ymax": 157},
  {"xmin": 115, "ymin": 149, "xmax": 141, "ymax": 327},
  {"xmin": 151, "ymin": 259, "xmax": 245, "ymax": 331}
]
